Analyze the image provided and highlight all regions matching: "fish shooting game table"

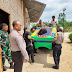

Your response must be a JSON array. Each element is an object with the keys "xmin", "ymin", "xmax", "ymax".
[{"xmin": 31, "ymin": 27, "xmax": 57, "ymax": 50}]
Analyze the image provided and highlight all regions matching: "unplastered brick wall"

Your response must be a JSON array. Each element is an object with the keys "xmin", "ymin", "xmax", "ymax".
[
  {"xmin": 0, "ymin": 0, "xmax": 24, "ymax": 34},
  {"xmin": 25, "ymin": 8, "xmax": 30, "ymax": 30}
]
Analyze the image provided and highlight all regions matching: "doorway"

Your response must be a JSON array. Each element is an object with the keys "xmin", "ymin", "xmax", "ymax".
[{"xmin": 0, "ymin": 9, "xmax": 10, "ymax": 33}]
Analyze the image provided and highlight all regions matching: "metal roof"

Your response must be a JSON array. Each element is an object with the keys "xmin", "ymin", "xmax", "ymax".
[{"xmin": 24, "ymin": 0, "xmax": 46, "ymax": 22}]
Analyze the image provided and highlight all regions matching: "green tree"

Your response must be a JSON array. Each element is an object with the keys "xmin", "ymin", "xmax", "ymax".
[
  {"xmin": 58, "ymin": 13, "xmax": 72, "ymax": 32},
  {"xmin": 43, "ymin": 22, "xmax": 51, "ymax": 27},
  {"xmin": 58, "ymin": 13, "xmax": 66, "ymax": 27}
]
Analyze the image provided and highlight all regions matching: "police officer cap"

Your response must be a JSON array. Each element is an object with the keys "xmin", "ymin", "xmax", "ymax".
[{"xmin": 59, "ymin": 27, "xmax": 63, "ymax": 31}]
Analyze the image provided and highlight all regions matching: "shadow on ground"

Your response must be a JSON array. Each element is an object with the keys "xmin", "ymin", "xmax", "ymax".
[
  {"xmin": 66, "ymin": 42, "xmax": 72, "ymax": 44},
  {"xmin": 34, "ymin": 47, "xmax": 54, "ymax": 68}
]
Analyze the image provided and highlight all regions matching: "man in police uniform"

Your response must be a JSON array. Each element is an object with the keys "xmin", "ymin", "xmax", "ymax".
[
  {"xmin": 9, "ymin": 21, "xmax": 29, "ymax": 72},
  {"xmin": 52, "ymin": 27, "xmax": 64, "ymax": 69}
]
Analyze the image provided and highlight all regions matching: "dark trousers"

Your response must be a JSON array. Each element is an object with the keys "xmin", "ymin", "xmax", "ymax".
[
  {"xmin": 53, "ymin": 44, "xmax": 62, "ymax": 66},
  {"xmin": 32, "ymin": 42, "xmax": 37, "ymax": 53},
  {"xmin": 11, "ymin": 51, "xmax": 24, "ymax": 72},
  {"xmin": 26, "ymin": 45, "xmax": 34, "ymax": 62},
  {"xmin": 53, "ymin": 49, "xmax": 61, "ymax": 66}
]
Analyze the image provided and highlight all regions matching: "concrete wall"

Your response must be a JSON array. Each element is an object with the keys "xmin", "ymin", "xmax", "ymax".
[
  {"xmin": 0, "ymin": 0, "xmax": 24, "ymax": 34},
  {"xmin": 25, "ymin": 8, "xmax": 30, "ymax": 30}
]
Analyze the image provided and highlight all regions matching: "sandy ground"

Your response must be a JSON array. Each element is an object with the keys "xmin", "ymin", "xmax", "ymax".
[{"xmin": 4, "ymin": 32, "xmax": 72, "ymax": 72}]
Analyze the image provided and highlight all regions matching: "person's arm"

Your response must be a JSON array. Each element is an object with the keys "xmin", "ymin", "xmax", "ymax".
[
  {"xmin": 0, "ymin": 31, "xmax": 2, "ymax": 55},
  {"xmin": 51, "ymin": 24, "xmax": 53, "ymax": 27},
  {"xmin": 15, "ymin": 36, "xmax": 29, "ymax": 61},
  {"xmin": 56, "ymin": 21, "xmax": 58, "ymax": 27},
  {"xmin": 53, "ymin": 32, "xmax": 58, "ymax": 42},
  {"xmin": 53, "ymin": 37, "xmax": 57, "ymax": 42},
  {"xmin": 0, "ymin": 31, "xmax": 2, "ymax": 43},
  {"xmin": 37, "ymin": 23, "xmax": 39, "ymax": 28},
  {"xmin": 42, "ymin": 23, "xmax": 44, "ymax": 27},
  {"xmin": 62, "ymin": 33, "xmax": 64, "ymax": 43},
  {"xmin": 27, "ymin": 35, "xmax": 35, "ymax": 41},
  {"xmin": 56, "ymin": 23, "xmax": 58, "ymax": 28}
]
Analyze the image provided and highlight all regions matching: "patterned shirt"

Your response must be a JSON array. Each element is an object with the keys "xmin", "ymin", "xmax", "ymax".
[{"xmin": 0, "ymin": 30, "xmax": 10, "ymax": 47}]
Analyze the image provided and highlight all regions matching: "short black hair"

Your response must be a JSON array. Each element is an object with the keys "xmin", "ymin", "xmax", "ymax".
[
  {"xmin": 12, "ymin": 21, "xmax": 18, "ymax": 27},
  {"xmin": 31, "ymin": 28, "xmax": 34, "ymax": 31},
  {"xmin": 52, "ymin": 16, "xmax": 55, "ymax": 18},
  {"xmin": 0, "ymin": 23, "xmax": 8, "ymax": 30},
  {"xmin": 2, "ymin": 23, "xmax": 8, "ymax": 27}
]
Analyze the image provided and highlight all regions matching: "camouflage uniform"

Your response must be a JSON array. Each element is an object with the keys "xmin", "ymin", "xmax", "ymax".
[{"xmin": 0, "ymin": 30, "xmax": 12, "ymax": 66}]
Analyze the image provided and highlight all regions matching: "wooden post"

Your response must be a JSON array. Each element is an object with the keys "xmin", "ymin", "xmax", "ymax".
[
  {"xmin": 23, "ymin": 0, "xmax": 26, "ymax": 27},
  {"xmin": 0, "ymin": 44, "xmax": 3, "ymax": 72}
]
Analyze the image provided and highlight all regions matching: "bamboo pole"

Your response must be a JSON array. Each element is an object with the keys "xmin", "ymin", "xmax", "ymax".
[{"xmin": 0, "ymin": 44, "xmax": 3, "ymax": 72}]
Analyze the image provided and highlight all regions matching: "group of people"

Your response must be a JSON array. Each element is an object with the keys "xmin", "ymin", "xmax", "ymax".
[
  {"xmin": 0, "ymin": 16, "xmax": 64, "ymax": 72},
  {"xmin": 31, "ymin": 16, "xmax": 64, "ymax": 69}
]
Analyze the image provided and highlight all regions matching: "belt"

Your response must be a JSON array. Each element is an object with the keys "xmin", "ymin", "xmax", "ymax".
[
  {"xmin": 55, "ymin": 43, "xmax": 61, "ymax": 45},
  {"xmin": 11, "ymin": 51, "xmax": 21, "ymax": 53}
]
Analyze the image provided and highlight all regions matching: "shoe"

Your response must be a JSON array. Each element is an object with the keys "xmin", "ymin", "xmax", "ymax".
[
  {"xmin": 10, "ymin": 62, "xmax": 14, "ymax": 69},
  {"xmin": 32, "ymin": 61, "xmax": 35, "ymax": 64},
  {"xmin": 3, "ymin": 66, "xmax": 7, "ymax": 71},
  {"xmin": 52, "ymin": 65, "xmax": 59, "ymax": 69},
  {"xmin": 32, "ymin": 60, "xmax": 35, "ymax": 63}
]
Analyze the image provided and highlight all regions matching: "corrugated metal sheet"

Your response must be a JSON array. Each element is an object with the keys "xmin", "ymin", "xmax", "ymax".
[{"xmin": 24, "ymin": 0, "xmax": 46, "ymax": 22}]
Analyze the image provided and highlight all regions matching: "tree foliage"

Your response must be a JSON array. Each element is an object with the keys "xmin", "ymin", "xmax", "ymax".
[
  {"xmin": 58, "ymin": 13, "xmax": 72, "ymax": 32},
  {"xmin": 31, "ymin": 13, "xmax": 72, "ymax": 32}
]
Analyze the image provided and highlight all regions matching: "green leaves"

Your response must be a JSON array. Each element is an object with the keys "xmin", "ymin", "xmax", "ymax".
[
  {"xmin": 69, "ymin": 33, "xmax": 72, "ymax": 42},
  {"xmin": 58, "ymin": 13, "xmax": 72, "ymax": 32}
]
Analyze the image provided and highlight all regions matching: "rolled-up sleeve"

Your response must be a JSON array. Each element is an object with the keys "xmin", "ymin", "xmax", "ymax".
[{"xmin": 15, "ymin": 36, "xmax": 28, "ymax": 59}]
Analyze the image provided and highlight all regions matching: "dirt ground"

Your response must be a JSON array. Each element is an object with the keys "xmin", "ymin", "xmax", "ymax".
[{"xmin": 5, "ymin": 32, "xmax": 72, "ymax": 72}]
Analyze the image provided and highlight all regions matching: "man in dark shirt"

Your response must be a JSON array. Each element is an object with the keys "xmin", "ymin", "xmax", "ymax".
[
  {"xmin": 23, "ymin": 27, "xmax": 35, "ymax": 63},
  {"xmin": 31, "ymin": 28, "xmax": 38, "ymax": 53}
]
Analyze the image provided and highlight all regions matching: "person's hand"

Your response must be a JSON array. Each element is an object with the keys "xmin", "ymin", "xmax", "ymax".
[
  {"xmin": 26, "ymin": 57, "xmax": 29, "ymax": 62},
  {"xmin": 32, "ymin": 38, "xmax": 35, "ymax": 41}
]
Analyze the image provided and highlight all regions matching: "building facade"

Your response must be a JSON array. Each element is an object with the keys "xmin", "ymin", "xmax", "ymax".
[
  {"xmin": 0, "ymin": 0, "xmax": 25, "ymax": 33},
  {"xmin": 0, "ymin": 0, "xmax": 46, "ymax": 34}
]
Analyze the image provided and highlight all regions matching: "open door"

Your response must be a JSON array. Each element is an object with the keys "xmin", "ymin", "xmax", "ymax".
[
  {"xmin": 0, "ymin": 9, "xmax": 11, "ymax": 72},
  {"xmin": 0, "ymin": 9, "xmax": 10, "ymax": 33}
]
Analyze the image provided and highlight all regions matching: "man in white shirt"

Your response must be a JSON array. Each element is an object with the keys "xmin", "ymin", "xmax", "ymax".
[
  {"xmin": 9, "ymin": 21, "xmax": 29, "ymax": 72},
  {"xmin": 51, "ymin": 16, "xmax": 58, "ymax": 27}
]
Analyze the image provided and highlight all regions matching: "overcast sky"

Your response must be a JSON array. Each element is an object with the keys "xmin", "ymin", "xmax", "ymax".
[{"xmin": 36, "ymin": 0, "xmax": 72, "ymax": 22}]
